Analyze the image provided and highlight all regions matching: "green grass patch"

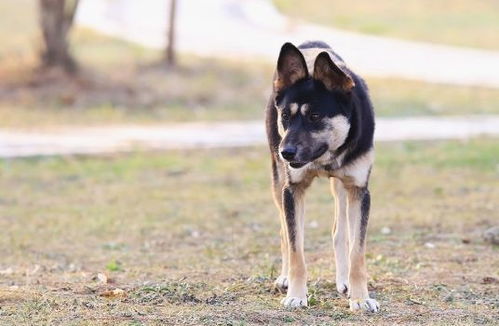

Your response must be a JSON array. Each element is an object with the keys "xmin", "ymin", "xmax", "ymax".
[
  {"xmin": 0, "ymin": 139, "xmax": 497, "ymax": 324},
  {"xmin": 273, "ymin": 0, "xmax": 499, "ymax": 50}
]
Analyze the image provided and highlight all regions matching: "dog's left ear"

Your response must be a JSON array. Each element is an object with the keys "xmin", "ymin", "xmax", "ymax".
[
  {"xmin": 274, "ymin": 42, "xmax": 309, "ymax": 92},
  {"xmin": 313, "ymin": 52, "xmax": 355, "ymax": 91}
]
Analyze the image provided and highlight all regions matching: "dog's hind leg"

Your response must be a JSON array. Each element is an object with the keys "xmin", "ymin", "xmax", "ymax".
[
  {"xmin": 346, "ymin": 186, "xmax": 379, "ymax": 312},
  {"xmin": 280, "ymin": 185, "xmax": 308, "ymax": 307},
  {"xmin": 330, "ymin": 178, "xmax": 349, "ymax": 296},
  {"xmin": 271, "ymin": 159, "xmax": 289, "ymax": 292}
]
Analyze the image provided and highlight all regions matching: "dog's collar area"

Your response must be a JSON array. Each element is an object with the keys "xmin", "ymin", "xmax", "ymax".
[{"xmin": 322, "ymin": 162, "xmax": 340, "ymax": 171}]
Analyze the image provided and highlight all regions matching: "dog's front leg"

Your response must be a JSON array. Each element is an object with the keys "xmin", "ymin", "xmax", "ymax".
[
  {"xmin": 331, "ymin": 178, "xmax": 349, "ymax": 296},
  {"xmin": 280, "ymin": 185, "xmax": 307, "ymax": 307},
  {"xmin": 271, "ymin": 161, "xmax": 289, "ymax": 291},
  {"xmin": 346, "ymin": 186, "xmax": 379, "ymax": 312}
]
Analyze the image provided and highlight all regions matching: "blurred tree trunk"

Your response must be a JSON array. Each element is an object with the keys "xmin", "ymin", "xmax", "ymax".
[
  {"xmin": 165, "ymin": 0, "xmax": 177, "ymax": 67},
  {"xmin": 39, "ymin": 0, "xmax": 79, "ymax": 73}
]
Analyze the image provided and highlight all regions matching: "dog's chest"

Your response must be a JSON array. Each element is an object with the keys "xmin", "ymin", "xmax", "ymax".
[{"xmin": 287, "ymin": 162, "xmax": 339, "ymax": 184}]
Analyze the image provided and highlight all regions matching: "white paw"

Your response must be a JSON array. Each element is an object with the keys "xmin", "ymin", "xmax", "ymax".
[
  {"xmin": 349, "ymin": 298, "xmax": 380, "ymax": 313},
  {"xmin": 274, "ymin": 275, "xmax": 288, "ymax": 291},
  {"xmin": 281, "ymin": 296, "xmax": 308, "ymax": 308},
  {"xmin": 336, "ymin": 281, "xmax": 348, "ymax": 296}
]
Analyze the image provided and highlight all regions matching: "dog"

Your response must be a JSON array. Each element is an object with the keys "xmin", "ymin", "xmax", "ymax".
[{"xmin": 265, "ymin": 41, "xmax": 379, "ymax": 312}]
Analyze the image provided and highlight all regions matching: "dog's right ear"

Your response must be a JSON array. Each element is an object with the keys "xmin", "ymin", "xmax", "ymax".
[{"xmin": 273, "ymin": 43, "xmax": 308, "ymax": 92}]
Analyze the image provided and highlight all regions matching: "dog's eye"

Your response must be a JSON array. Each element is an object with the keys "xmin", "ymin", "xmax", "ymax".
[
  {"xmin": 310, "ymin": 113, "xmax": 321, "ymax": 122},
  {"xmin": 281, "ymin": 112, "xmax": 290, "ymax": 121}
]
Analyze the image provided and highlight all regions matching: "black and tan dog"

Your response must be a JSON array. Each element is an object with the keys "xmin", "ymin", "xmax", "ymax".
[{"xmin": 265, "ymin": 41, "xmax": 379, "ymax": 312}]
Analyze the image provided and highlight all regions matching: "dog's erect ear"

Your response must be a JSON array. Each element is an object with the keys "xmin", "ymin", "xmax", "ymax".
[
  {"xmin": 313, "ymin": 52, "xmax": 355, "ymax": 91},
  {"xmin": 273, "ymin": 43, "xmax": 308, "ymax": 92}
]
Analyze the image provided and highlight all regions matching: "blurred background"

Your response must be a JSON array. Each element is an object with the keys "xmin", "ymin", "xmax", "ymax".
[
  {"xmin": 1, "ymin": 0, "xmax": 499, "ymax": 129},
  {"xmin": 0, "ymin": 0, "xmax": 498, "ymax": 324}
]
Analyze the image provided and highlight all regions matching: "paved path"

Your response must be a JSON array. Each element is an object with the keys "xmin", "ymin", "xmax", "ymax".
[
  {"xmin": 1, "ymin": 116, "xmax": 498, "ymax": 158},
  {"xmin": 76, "ymin": 0, "xmax": 499, "ymax": 88}
]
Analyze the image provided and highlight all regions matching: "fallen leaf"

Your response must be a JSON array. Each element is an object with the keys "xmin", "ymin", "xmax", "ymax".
[{"xmin": 100, "ymin": 288, "xmax": 126, "ymax": 298}]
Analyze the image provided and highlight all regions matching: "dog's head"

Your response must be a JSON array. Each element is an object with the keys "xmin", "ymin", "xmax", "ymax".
[{"xmin": 273, "ymin": 42, "xmax": 355, "ymax": 168}]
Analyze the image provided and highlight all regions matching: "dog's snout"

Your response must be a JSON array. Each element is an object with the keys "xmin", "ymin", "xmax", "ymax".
[{"xmin": 280, "ymin": 145, "xmax": 297, "ymax": 161}]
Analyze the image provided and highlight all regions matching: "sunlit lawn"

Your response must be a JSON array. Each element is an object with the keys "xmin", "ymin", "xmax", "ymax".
[
  {"xmin": 274, "ymin": 0, "xmax": 499, "ymax": 50},
  {"xmin": 0, "ymin": 139, "xmax": 497, "ymax": 325}
]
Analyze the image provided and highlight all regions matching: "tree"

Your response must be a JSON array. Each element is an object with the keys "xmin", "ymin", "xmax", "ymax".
[
  {"xmin": 39, "ymin": 0, "xmax": 80, "ymax": 73},
  {"xmin": 165, "ymin": 0, "xmax": 177, "ymax": 67}
]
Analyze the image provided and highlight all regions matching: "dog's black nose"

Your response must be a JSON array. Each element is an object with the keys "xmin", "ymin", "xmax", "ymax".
[{"xmin": 280, "ymin": 146, "xmax": 297, "ymax": 161}]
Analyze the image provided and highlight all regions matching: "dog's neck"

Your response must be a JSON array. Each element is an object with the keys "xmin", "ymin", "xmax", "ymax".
[{"xmin": 316, "ymin": 150, "xmax": 345, "ymax": 172}]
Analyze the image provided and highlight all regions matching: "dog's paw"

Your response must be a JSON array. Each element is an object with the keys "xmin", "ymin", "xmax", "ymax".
[
  {"xmin": 274, "ymin": 275, "xmax": 288, "ymax": 292},
  {"xmin": 336, "ymin": 281, "xmax": 348, "ymax": 297},
  {"xmin": 349, "ymin": 298, "xmax": 380, "ymax": 313},
  {"xmin": 281, "ymin": 296, "xmax": 307, "ymax": 308}
]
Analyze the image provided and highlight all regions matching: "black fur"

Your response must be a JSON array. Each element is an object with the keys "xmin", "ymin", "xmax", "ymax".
[
  {"xmin": 266, "ymin": 41, "xmax": 377, "ymax": 308},
  {"xmin": 266, "ymin": 40, "xmax": 375, "ymax": 251},
  {"xmin": 359, "ymin": 187, "xmax": 370, "ymax": 247},
  {"xmin": 282, "ymin": 187, "xmax": 296, "ymax": 251},
  {"xmin": 266, "ymin": 41, "xmax": 374, "ymax": 168},
  {"xmin": 298, "ymin": 40, "xmax": 331, "ymax": 50},
  {"xmin": 335, "ymin": 73, "xmax": 375, "ymax": 166}
]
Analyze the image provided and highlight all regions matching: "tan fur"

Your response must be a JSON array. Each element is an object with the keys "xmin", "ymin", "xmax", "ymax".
[
  {"xmin": 274, "ymin": 53, "xmax": 308, "ymax": 92},
  {"xmin": 332, "ymin": 149, "xmax": 374, "ymax": 188},
  {"xmin": 314, "ymin": 61, "xmax": 355, "ymax": 91},
  {"xmin": 311, "ymin": 115, "xmax": 351, "ymax": 152},
  {"xmin": 287, "ymin": 164, "xmax": 311, "ymax": 184},
  {"xmin": 271, "ymin": 167, "xmax": 289, "ymax": 287},
  {"xmin": 300, "ymin": 104, "xmax": 310, "ymax": 116},
  {"xmin": 277, "ymin": 114, "xmax": 285, "ymax": 137},
  {"xmin": 345, "ymin": 187, "xmax": 369, "ymax": 300},
  {"xmin": 331, "ymin": 178, "xmax": 349, "ymax": 295},
  {"xmin": 284, "ymin": 186, "xmax": 308, "ymax": 302}
]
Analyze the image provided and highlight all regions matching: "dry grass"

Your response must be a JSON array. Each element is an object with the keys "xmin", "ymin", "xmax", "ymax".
[{"xmin": 0, "ymin": 139, "xmax": 498, "ymax": 325}]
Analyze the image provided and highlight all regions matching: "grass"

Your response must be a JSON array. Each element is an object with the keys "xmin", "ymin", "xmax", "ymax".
[
  {"xmin": 0, "ymin": 139, "xmax": 498, "ymax": 325},
  {"xmin": 273, "ymin": 0, "xmax": 499, "ymax": 50},
  {"xmin": 1, "ymin": 0, "xmax": 499, "ymax": 129}
]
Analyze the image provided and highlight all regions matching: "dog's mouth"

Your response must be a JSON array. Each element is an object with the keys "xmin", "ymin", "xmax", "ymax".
[
  {"xmin": 287, "ymin": 145, "xmax": 329, "ymax": 169},
  {"xmin": 289, "ymin": 162, "xmax": 307, "ymax": 169},
  {"xmin": 311, "ymin": 145, "xmax": 329, "ymax": 161}
]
